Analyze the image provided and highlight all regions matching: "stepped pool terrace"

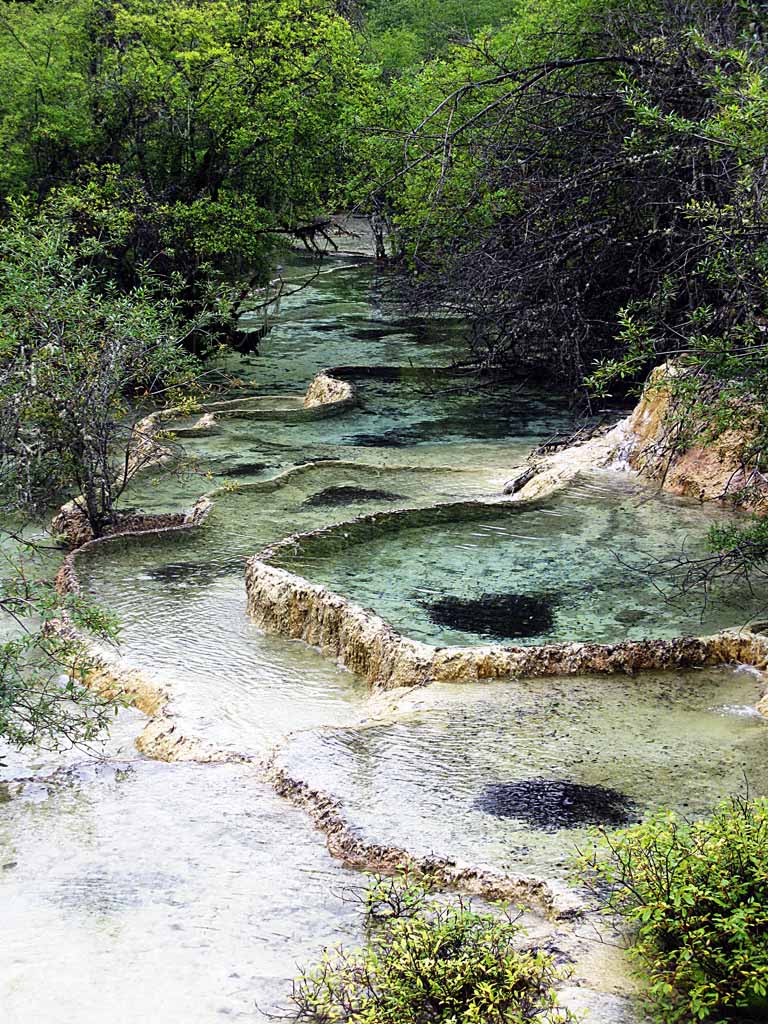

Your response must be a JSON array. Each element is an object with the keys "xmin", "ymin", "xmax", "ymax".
[
  {"xmin": 276, "ymin": 667, "xmax": 768, "ymax": 883},
  {"xmin": 2, "ymin": 259, "xmax": 767, "ymax": 1024},
  {"xmin": 268, "ymin": 473, "xmax": 765, "ymax": 648}
]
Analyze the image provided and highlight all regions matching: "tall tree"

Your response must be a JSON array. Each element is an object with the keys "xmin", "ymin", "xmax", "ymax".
[
  {"xmin": 0, "ymin": 204, "xmax": 200, "ymax": 538},
  {"xmin": 0, "ymin": 0, "xmax": 369, "ymax": 335}
]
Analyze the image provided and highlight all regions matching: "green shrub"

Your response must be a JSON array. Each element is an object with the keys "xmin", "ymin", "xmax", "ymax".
[
  {"xmin": 578, "ymin": 797, "xmax": 768, "ymax": 1023},
  {"xmin": 291, "ymin": 874, "xmax": 576, "ymax": 1023}
]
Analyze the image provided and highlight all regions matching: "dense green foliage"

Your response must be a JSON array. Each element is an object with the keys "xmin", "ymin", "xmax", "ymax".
[
  {"xmin": 357, "ymin": 0, "xmax": 517, "ymax": 73},
  {"xmin": 0, "ymin": 204, "xmax": 200, "ymax": 535},
  {"xmin": 5, "ymin": 0, "xmax": 766, "ymax": 428},
  {"xmin": 2, "ymin": 0, "xmax": 766, "ymax": 395},
  {"xmin": 586, "ymin": 12, "xmax": 768, "ymax": 486},
  {"xmin": 291, "ymin": 874, "xmax": 575, "ymax": 1023},
  {"xmin": 368, "ymin": 1, "xmax": 766, "ymax": 381},
  {"xmin": 0, "ymin": 545, "xmax": 120, "ymax": 748},
  {"xmin": 0, "ymin": 204, "xmax": 196, "ymax": 747},
  {"xmin": 579, "ymin": 798, "xmax": 768, "ymax": 1023},
  {"xmin": 0, "ymin": 0, "xmax": 368, "ymax": 330}
]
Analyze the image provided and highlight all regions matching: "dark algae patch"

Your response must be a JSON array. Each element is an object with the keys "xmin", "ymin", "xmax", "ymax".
[
  {"xmin": 222, "ymin": 461, "xmax": 271, "ymax": 477},
  {"xmin": 475, "ymin": 780, "xmax": 637, "ymax": 830},
  {"xmin": 422, "ymin": 591, "xmax": 558, "ymax": 640},
  {"xmin": 345, "ymin": 431, "xmax": 412, "ymax": 448},
  {"xmin": 303, "ymin": 486, "xmax": 405, "ymax": 507},
  {"xmin": 147, "ymin": 557, "xmax": 244, "ymax": 585}
]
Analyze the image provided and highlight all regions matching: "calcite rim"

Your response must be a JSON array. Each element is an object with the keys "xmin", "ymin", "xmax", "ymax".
[{"xmin": 245, "ymin": 481, "xmax": 768, "ymax": 690}]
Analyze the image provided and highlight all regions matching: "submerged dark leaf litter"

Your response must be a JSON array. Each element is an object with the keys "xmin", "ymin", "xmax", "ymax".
[
  {"xmin": 475, "ymin": 780, "xmax": 638, "ymax": 830},
  {"xmin": 146, "ymin": 557, "xmax": 245, "ymax": 586},
  {"xmin": 303, "ymin": 486, "xmax": 405, "ymax": 507},
  {"xmin": 221, "ymin": 461, "xmax": 272, "ymax": 477},
  {"xmin": 421, "ymin": 591, "xmax": 558, "ymax": 641}
]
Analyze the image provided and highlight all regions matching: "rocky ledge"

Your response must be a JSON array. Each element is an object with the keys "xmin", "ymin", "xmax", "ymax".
[
  {"xmin": 245, "ymin": 495, "xmax": 768, "ymax": 693},
  {"xmin": 513, "ymin": 363, "xmax": 766, "ymax": 510}
]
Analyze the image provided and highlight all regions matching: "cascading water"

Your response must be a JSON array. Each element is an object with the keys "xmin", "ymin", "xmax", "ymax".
[{"xmin": 1, "ymin": 258, "xmax": 766, "ymax": 1024}]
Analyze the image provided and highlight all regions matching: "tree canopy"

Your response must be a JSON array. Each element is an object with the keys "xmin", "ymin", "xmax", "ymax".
[{"xmin": 0, "ymin": 0, "xmax": 370, "ymax": 331}]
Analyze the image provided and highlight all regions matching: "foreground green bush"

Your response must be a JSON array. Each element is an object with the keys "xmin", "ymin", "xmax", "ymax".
[
  {"xmin": 291, "ymin": 874, "xmax": 575, "ymax": 1023},
  {"xmin": 579, "ymin": 797, "xmax": 768, "ymax": 1023}
]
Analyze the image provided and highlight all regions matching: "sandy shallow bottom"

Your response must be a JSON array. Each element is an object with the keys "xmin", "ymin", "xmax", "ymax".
[{"xmin": 276, "ymin": 666, "xmax": 768, "ymax": 882}]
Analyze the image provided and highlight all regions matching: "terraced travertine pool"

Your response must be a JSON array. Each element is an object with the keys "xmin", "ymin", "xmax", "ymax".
[
  {"xmin": 271, "ymin": 472, "xmax": 765, "ymax": 647},
  {"xmin": 1, "ymin": 256, "xmax": 766, "ymax": 1024},
  {"xmin": 276, "ymin": 667, "xmax": 768, "ymax": 882}
]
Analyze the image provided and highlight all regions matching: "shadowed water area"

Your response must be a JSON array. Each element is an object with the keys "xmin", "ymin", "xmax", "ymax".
[{"xmin": 1, "ymin": 259, "xmax": 766, "ymax": 1023}]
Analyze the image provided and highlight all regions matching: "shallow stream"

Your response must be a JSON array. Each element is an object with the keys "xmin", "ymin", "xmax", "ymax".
[{"xmin": 1, "ymin": 258, "xmax": 766, "ymax": 1023}]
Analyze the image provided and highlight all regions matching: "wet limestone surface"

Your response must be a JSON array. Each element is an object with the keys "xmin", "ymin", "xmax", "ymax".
[
  {"xmin": 1, "ymin": 263, "xmax": 590, "ymax": 1021},
  {"xmin": 122, "ymin": 262, "xmax": 577, "ymax": 512},
  {"xmin": 0, "ymin": 759, "xmax": 361, "ymax": 1023},
  {"xmin": 2, "ymin": 260, "xmax": 766, "ymax": 1024},
  {"xmin": 125, "ymin": 369, "xmax": 572, "ymax": 513},
  {"xmin": 74, "ymin": 463, "xmax": 498, "ymax": 754}
]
